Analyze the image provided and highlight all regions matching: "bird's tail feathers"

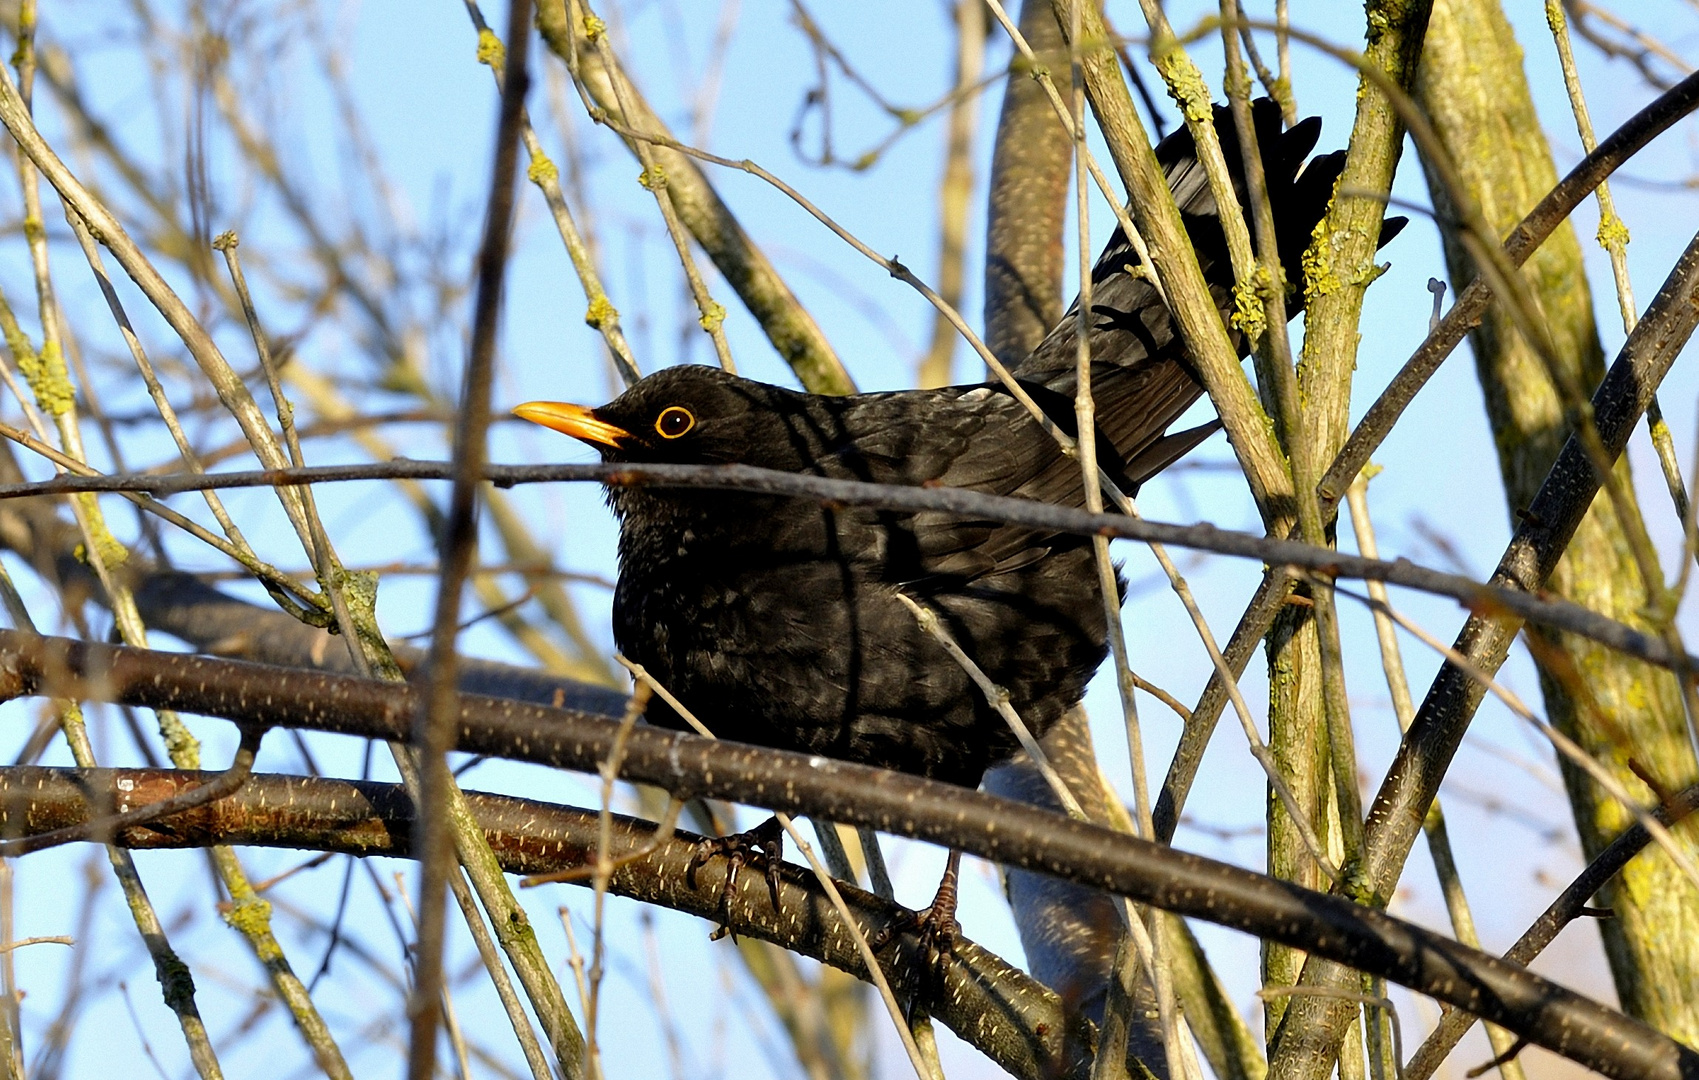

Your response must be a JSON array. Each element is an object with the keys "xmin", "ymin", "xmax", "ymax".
[
  {"xmin": 1123, "ymin": 419, "xmax": 1222, "ymax": 489},
  {"xmin": 1010, "ymin": 97, "xmax": 1405, "ymax": 489}
]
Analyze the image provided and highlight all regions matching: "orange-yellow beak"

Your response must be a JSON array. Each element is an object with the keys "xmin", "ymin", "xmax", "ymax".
[{"xmin": 512, "ymin": 400, "xmax": 631, "ymax": 449}]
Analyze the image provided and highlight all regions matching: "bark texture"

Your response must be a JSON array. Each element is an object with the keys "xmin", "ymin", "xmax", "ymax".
[
  {"xmin": 1263, "ymin": 0, "xmax": 1431, "ymax": 1046},
  {"xmin": 982, "ymin": 0, "xmax": 1072, "ymax": 369},
  {"xmin": 1417, "ymin": 0, "xmax": 1699, "ymax": 1045}
]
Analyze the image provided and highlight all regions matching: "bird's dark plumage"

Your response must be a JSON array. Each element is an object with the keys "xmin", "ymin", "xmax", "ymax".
[{"xmin": 519, "ymin": 101, "xmax": 1403, "ymax": 790}]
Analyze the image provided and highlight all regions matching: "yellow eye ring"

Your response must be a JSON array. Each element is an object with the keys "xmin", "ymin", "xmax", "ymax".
[{"xmin": 655, "ymin": 406, "xmax": 696, "ymax": 439}]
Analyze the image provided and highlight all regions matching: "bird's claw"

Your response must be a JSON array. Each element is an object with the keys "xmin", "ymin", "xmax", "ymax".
[
  {"xmin": 869, "ymin": 901, "xmax": 960, "ymax": 1022},
  {"xmin": 869, "ymin": 864, "xmax": 961, "ymax": 1018},
  {"xmin": 687, "ymin": 815, "xmax": 785, "ymax": 939},
  {"xmin": 869, "ymin": 899, "xmax": 959, "ymax": 960}
]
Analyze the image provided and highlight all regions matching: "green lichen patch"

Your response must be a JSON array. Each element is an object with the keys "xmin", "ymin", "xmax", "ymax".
[
  {"xmin": 1597, "ymin": 213, "xmax": 1631, "ymax": 253},
  {"xmin": 697, "ymin": 300, "xmax": 727, "ymax": 334},
  {"xmin": 73, "ymin": 493, "xmax": 129, "ymax": 570},
  {"xmin": 21, "ymin": 339, "xmax": 73, "ymax": 416},
  {"xmin": 584, "ymin": 295, "xmax": 618, "ymax": 330},
  {"xmin": 1231, "ymin": 279, "xmax": 1267, "ymax": 342},
  {"xmin": 527, "ymin": 152, "xmax": 559, "ymax": 187},
  {"xmin": 476, "ymin": 28, "xmax": 505, "ymax": 69}
]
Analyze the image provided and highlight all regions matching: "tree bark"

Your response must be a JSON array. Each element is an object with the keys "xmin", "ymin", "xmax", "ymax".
[
  {"xmin": 1263, "ymin": 0, "xmax": 1431, "ymax": 1049},
  {"xmin": 1416, "ymin": 0, "xmax": 1699, "ymax": 1046},
  {"xmin": 982, "ymin": 0, "xmax": 1072, "ymax": 369}
]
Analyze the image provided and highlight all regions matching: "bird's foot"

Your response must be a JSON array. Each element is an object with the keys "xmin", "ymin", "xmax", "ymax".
[
  {"xmin": 869, "ymin": 849, "xmax": 961, "ymax": 1017},
  {"xmin": 686, "ymin": 815, "xmax": 785, "ymax": 939}
]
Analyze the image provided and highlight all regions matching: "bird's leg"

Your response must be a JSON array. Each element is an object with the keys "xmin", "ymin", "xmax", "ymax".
[
  {"xmin": 685, "ymin": 814, "xmax": 785, "ymax": 936},
  {"xmin": 915, "ymin": 847, "xmax": 962, "ymax": 981},
  {"xmin": 869, "ymin": 848, "xmax": 962, "ymax": 1011}
]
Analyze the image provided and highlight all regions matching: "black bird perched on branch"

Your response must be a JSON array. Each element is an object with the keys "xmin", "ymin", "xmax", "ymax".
[{"xmin": 516, "ymin": 100, "xmax": 1401, "ymax": 940}]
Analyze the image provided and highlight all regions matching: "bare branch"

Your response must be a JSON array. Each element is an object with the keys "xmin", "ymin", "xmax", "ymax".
[
  {"xmin": 0, "ymin": 765, "xmax": 1090, "ymax": 1080},
  {"xmin": 534, "ymin": 0, "xmax": 854, "ymax": 395},
  {"xmin": 7, "ymin": 458, "xmax": 1695, "ymax": 680},
  {"xmin": 0, "ymin": 631, "xmax": 1692, "ymax": 1080},
  {"xmin": 1405, "ymin": 782, "xmax": 1699, "ymax": 1080},
  {"xmin": 1318, "ymin": 68, "xmax": 1699, "ymax": 507}
]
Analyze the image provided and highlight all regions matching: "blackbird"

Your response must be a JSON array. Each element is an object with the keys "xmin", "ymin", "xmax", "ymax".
[
  {"xmin": 517, "ymin": 103, "xmax": 1401, "ymax": 968},
  {"xmin": 516, "ymin": 100, "xmax": 1404, "ymax": 791}
]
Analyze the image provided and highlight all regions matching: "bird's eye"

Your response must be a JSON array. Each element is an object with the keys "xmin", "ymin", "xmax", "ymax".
[{"xmin": 655, "ymin": 406, "xmax": 695, "ymax": 439}]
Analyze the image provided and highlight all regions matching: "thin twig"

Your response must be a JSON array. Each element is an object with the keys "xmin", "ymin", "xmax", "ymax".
[
  {"xmin": 586, "ymin": 683, "xmax": 649, "ymax": 1080},
  {"xmin": 897, "ymin": 589, "xmax": 1196, "ymax": 1080},
  {"xmin": 0, "ymin": 936, "xmax": 72, "ymax": 955},
  {"xmin": 463, "ymin": 0, "xmax": 642, "ymax": 388},
  {"xmin": 10, "ymin": 456, "xmax": 1699, "ymax": 678},
  {"xmin": 536, "ymin": 0, "xmax": 853, "ymax": 394},
  {"xmin": 1546, "ymin": 0, "xmax": 1690, "ymax": 535},
  {"xmin": 1065, "ymin": 16, "xmax": 1191, "ymax": 1072},
  {"xmin": 61, "ymin": 216, "xmax": 305, "ymax": 619},
  {"xmin": 576, "ymin": 0, "xmax": 736, "ymax": 373},
  {"xmin": 1345, "ymin": 473, "xmax": 1525, "ymax": 1080},
  {"xmin": 393, "ymin": 872, "xmax": 475, "ymax": 1080}
]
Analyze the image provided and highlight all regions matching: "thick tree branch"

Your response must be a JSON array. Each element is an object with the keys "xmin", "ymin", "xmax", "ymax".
[
  {"xmin": 1404, "ymin": 784, "xmax": 1699, "ymax": 1080},
  {"xmin": 0, "ymin": 631, "xmax": 1691, "ymax": 1080},
  {"xmin": 0, "ymin": 766, "xmax": 1087, "ymax": 1080}
]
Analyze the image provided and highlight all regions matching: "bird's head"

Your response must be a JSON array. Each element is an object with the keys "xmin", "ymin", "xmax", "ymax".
[{"xmin": 513, "ymin": 364, "xmax": 796, "ymax": 466}]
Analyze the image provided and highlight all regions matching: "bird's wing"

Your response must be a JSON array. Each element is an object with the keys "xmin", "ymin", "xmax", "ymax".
[{"xmin": 823, "ymin": 386, "xmax": 1102, "ymax": 584}]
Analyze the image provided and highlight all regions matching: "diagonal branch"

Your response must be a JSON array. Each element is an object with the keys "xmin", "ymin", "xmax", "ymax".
[
  {"xmin": 1404, "ymin": 783, "xmax": 1699, "ymax": 1080},
  {"xmin": 1049, "ymin": 0, "xmax": 1294, "ymax": 530},
  {"xmin": 1317, "ymin": 67, "xmax": 1699, "ymax": 508},
  {"xmin": 1263, "ymin": 205, "xmax": 1699, "ymax": 1080},
  {"xmin": 534, "ymin": 0, "xmax": 853, "ymax": 395}
]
